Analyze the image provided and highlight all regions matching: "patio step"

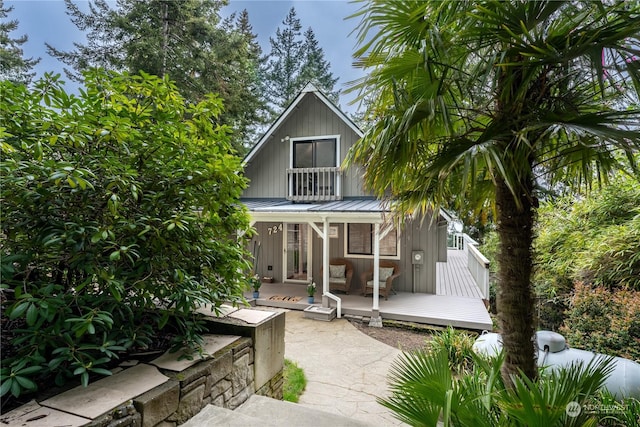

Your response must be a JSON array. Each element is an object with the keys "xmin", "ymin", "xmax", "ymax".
[
  {"xmin": 182, "ymin": 395, "xmax": 376, "ymax": 427},
  {"xmin": 303, "ymin": 304, "xmax": 337, "ymax": 321}
]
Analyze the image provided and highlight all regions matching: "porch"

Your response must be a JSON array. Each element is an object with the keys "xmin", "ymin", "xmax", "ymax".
[{"xmin": 247, "ymin": 278, "xmax": 492, "ymax": 331}]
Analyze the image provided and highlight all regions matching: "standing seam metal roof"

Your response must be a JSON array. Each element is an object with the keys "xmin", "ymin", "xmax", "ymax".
[{"xmin": 241, "ymin": 198, "xmax": 390, "ymax": 213}]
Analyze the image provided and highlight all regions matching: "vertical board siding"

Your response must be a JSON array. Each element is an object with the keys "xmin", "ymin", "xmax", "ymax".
[
  {"xmin": 243, "ymin": 93, "xmax": 369, "ymax": 199},
  {"xmin": 243, "ymin": 92, "xmax": 452, "ymax": 296},
  {"xmin": 251, "ymin": 223, "xmax": 283, "ymax": 282},
  {"xmin": 249, "ymin": 215, "xmax": 444, "ymax": 295}
]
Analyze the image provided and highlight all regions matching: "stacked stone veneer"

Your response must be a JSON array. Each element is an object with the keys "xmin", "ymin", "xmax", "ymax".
[{"xmin": 2, "ymin": 307, "xmax": 285, "ymax": 427}]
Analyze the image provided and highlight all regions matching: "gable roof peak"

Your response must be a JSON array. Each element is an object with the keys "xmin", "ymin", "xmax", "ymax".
[
  {"xmin": 243, "ymin": 84, "xmax": 363, "ymax": 164},
  {"xmin": 302, "ymin": 82, "xmax": 318, "ymax": 93}
]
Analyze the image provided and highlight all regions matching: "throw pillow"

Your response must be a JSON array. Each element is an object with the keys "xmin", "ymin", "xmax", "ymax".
[
  {"xmin": 330, "ymin": 264, "xmax": 346, "ymax": 278},
  {"xmin": 379, "ymin": 267, "xmax": 395, "ymax": 281}
]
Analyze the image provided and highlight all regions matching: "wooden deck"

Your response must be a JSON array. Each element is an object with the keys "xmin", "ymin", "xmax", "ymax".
[
  {"xmin": 248, "ymin": 278, "xmax": 492, "ymax": 331},
  {"xmin": 436, "ymin": 250, "xmax": 484, "ymax": 298}
]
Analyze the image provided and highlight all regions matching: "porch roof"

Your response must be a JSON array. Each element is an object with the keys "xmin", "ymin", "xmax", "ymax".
[{"xmin": 241, "ymin": 197, "xmax": 392, "ymax": 224}]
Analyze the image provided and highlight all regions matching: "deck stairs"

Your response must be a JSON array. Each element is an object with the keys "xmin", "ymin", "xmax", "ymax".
[{"xmin": 181, "ymin": 394, "xmax": 376, "ymax": 427}]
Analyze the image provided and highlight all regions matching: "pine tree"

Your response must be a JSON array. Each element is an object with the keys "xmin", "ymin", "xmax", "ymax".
[
  {"xmin": 262, "ymin": 7, "xmax": 304, "ymax": 110},
  {"xmin": 219, "ymin": 9, "xmax": 270, "ymax": 151},
  {"xmin": 47, "ymin": 0, "xmax": 267, "ymax": 153},
  {"xmin": 0, "ymin": 0, "xmax": 40, "ymax": 84},
  {"xmin": 299, "ymin": 27, "xmax": 339, "ymax": 103},
  {"xmin": 261, "ymin": 7, "xmax": 340, "ymax": 113},
  {"xmin": 46, "ymin": 0, "xmax": 125, "ymax": 81}
]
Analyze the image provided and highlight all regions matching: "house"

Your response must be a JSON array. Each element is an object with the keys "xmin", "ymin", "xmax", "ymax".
[{"xmin": 241, "ymin": 83, "xmax": 491, "ymax": 329}]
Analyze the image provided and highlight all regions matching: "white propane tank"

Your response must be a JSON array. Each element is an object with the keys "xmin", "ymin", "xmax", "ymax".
[{"xmin": 472, "ymin": 331, "xmax": 640, "ymax": 399}]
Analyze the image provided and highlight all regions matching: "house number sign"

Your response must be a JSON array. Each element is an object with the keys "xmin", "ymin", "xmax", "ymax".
[{"xmin": 268, "ymin": 224, "xmax": 283, "ymax": 235}]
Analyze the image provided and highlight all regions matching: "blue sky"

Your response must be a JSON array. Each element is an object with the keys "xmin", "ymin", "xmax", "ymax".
[{"xmin": 6, "ymin": 0, "xmax": 367, "ymax": 111}]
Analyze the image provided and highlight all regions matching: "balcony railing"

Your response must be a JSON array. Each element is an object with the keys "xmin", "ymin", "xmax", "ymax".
[{"xmin": 286, "ymin": 167, "xmax": 342, "ymax": 201}]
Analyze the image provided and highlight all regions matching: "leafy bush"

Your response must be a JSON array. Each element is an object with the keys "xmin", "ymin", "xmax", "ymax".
[
  {"xmin": 535, "ymin": 176, "xmax": 640, "ymax": 293},
  {"xmin": 428, "ymin": 326, "xmax": 477, "ymax": 374},
  {"xmin": 533, "ymin": 176, "xmax": 640, "ymax": 333},
  {"xmin": 560, "ymin": 283, "xmax": 640, "ymax": 361},
  {"xmin": 597, "ymin": 392, "xmax": 640, "ymax": 427},
  {"xmin": 0, "ymin": 71, "xmax": 252, "ymax": 399}
]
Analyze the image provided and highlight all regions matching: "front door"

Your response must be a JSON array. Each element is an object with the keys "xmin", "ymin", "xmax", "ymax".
[{"xmin": 284, "ymin": 223, "xmax": 310, "ymax": 282}]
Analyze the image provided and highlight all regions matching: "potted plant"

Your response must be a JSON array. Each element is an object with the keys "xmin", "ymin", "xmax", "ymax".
[
  {"xmin": 251, "ymin": 275, "xmax": 261, "ymax": 299},
  {"xmin": 307, "ymin": 281, "xmax": 316, "ymax": 304}
]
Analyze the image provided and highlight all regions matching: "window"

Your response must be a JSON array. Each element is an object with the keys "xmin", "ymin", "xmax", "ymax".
[
  {"xmin": 346, "ymin": 224, "xmax": 398, "ymax": 257},
  {"xmin": 293, "ymin": 138, "xmax": 337, "ymax": 168}
]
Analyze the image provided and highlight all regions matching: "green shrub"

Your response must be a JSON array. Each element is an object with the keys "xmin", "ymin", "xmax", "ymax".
[
  {"xmin": 560, "ymin": 283, "xmax": 640, "ymax": 361},
  {"xmin": 428, "ymin": 326, "xmax": 477, "ymax": 374},
  {"xmin": 535, "ymin": 176, "xmax": 640, "ymax": 293},
  {"xmin": 531, "ymin": 174, "xmax": 640, "ymax": 332},
  {"xmin": 0, "ymin": 71, "xmax": 252, "ymax": 399},
  {"xmin": 597, "ymin": 392, "xmax": 640, "ymax": 427},
  {"xmin": 283, "ymin": 359, "xmax": 307, "ymax": 403}
]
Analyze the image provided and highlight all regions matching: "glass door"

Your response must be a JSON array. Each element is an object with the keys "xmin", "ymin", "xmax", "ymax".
[
  {"xmin": 284, "ymin": 223, "xmax": 309, "ymax": 282},
  {"xmin": 292, "ymin": 139, "xmax": 337, "ymax": 197}
]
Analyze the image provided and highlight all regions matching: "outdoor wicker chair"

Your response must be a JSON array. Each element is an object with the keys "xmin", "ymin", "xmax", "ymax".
[
  {"xmin": 361, "ymin": 260, "xmax": 400, "ymax": 300},
  {"xmin": 321, "ymin": 258, "xmax": 354, "ymax": 294}
]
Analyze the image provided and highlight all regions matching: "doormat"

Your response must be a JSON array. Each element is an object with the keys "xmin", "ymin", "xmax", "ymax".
[{"xmin": 268, "ymin": 295, "xmax": 302, "ymax": 302}]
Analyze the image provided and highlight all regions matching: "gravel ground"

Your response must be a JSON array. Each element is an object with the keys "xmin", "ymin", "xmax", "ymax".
[{"xmin": 346, "ymin": 317, "xmax": 441, "ymax": 353}]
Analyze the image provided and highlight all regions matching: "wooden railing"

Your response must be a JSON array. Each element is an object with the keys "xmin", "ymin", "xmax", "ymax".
[
  {"xmin": 286, "ymin": 167, "xmax": 342, "ymax": 202},
  {"xmin": 462, "ymin": 234, "xmax": 491, "ymax": 299}
]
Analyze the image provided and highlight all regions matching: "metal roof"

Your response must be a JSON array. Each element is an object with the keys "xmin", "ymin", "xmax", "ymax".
[
  {"xmin": 240, "ymin": 198, "xmax": 391, "ymax": 213},
  {"xmin": 241, "ymin": 198, "xmax": 448, "ymax": 226},
  {"xmin": 241, "ymin": 198, "xmax": 391, "ymax": 224},
  {"xmin": 242, "ymin": 198, "xmax": 388, "ymax": 213}
]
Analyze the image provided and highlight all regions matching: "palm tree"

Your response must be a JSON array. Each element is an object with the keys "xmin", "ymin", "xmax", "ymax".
[
  {"xmin": 382, "ymin": 344, "xmax": 615, "ymax": 426},
  {"xmin": 347, "ymin": 1, "xmax": 640, "ymax": 384}
]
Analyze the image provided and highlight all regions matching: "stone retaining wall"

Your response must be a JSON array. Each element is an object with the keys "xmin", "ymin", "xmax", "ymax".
[{"xmin": 2, "ymin": 307, "xmax": 285, "ymax": 427}]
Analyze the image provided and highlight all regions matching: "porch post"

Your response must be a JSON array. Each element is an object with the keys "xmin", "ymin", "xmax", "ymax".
[
  {"xmin": 322, "ymin": 217, "xmax": 330, "ymax": 307},
  {"xmin": 369, "ymin": 223, "xmax": 383, "ymax": 327}
]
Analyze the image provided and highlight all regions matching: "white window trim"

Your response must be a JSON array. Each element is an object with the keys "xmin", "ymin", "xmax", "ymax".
[{"xmin": 343, "ymin": 222, "xmax": 401, "ymax": 260}]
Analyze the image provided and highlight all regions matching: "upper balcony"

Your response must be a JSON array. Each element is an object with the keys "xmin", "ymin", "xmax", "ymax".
[{"xmin": 286, "ymin": 167, "xmax": 343, "ymax": 202}]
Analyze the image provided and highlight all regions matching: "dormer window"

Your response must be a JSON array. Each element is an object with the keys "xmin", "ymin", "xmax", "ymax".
[{"xmin": 287, "ymin": 135, "xmax": 342, "ymax": 201}]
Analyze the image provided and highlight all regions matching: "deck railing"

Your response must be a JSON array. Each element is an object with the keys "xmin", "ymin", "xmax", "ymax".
[
  {"xmin": 462, "ymin": 234, "xmax": 490, "ymax": 299},
  {"xmin": 286, "ymin": 167, "xmax": 342, "ymax": 202}
]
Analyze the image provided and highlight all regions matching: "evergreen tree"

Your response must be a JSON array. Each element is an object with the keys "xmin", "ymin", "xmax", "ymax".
[
  {"xmin": 0, "ymin": 0, "xmax": 40, "ymax": 84},
  {"xmin": 262, "ymin": 7, "xmax": 304, "ymax": 110},
  {"xmin": 262, "ymin": 7, "xmax": 340, "ymax": 114},
  {"xmin": 46, "ymin": 0, "xmax": 266, "ymax": 152},
  {"xmin": 299, "ymin": 27, "xmax": 339, "ymax": 103},
  {"xmin": 220, "ymin": 9, "xmax": 270, "ymax": 150},
  {"xmin": 46, "ymin": 0, "xmax": 125, "ymax": 81}
]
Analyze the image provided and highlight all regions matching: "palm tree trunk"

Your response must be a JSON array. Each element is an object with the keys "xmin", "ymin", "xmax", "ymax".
[{"xmin": 495, "ymin": 176, "xmax": 537, "ymax": 384}]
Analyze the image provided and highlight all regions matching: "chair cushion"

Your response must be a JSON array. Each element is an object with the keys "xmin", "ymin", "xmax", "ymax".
[
  {"xmin": 366, "ymin": 280, "xmax": 387, "ymax": 289},
  {"xmin": 379, "ymin": 267, "xmax": 395, "ymax": 281},
  {"xmin": 329, "ymin": 264, "xmax": 346, "ymax": 278},
  {"xmin": 329, "ymin": 277, "xmax": 347, "ymax": 284}
]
